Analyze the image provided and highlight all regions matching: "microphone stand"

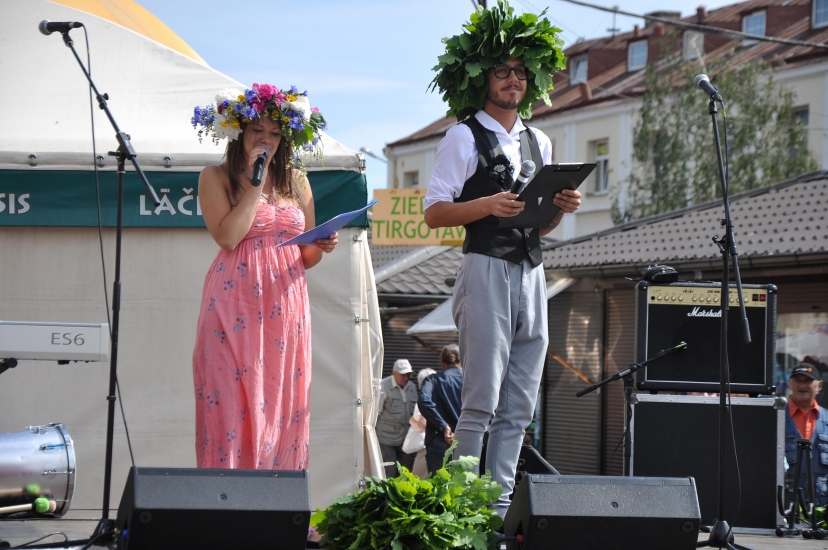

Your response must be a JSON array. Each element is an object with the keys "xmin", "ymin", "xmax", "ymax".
[
  {"xmin": 696, "ymin": 98, "xmax": 753, "ymax": 550},
  {"xmin": 577, "ymin": 343, "xmax": 687, "ymax": 480},
  {"xmin": 576, "ymin": 342, "xmax": 687, "ymax": 399},
  {"xmin": 54, "ymin": 28, "xmax": 161, "ymax": 545}
]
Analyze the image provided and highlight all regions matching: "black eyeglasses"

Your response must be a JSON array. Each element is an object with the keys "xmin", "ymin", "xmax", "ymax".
[{"xmin": 492, "ymin": 64, "xmax": 528, "ymax": 80}]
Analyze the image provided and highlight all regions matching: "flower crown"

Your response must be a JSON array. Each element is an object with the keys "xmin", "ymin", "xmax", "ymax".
[
  {"xmin": 429, "ymin": 0, "xmax": 566, "ymax": 121},
  {"xmin": 191, "ymin": 83, "xmax": 327, "ymax": 163}
]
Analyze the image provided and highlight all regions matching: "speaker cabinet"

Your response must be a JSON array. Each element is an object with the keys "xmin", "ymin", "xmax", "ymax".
[
  {"xmin": 630, "ymin": 395, "xmax": 785, "ymax": 529},
  {"xmin": 634, "ymin": 281, "xmax": 776, "ymax": 394},
  {"xmin": 503, "ymin": 474, "xmax": 700, "ymax": 550},
  {"xmin": 115, "ymin": 467, "xmax": 310, "ymax": 549}
]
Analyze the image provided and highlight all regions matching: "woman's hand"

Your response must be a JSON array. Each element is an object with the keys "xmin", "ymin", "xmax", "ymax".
[
  {"xmin": 313, "ymin": 232, "xmax": 338, "ymax": 253},
  {"xmin": 246, "ymin": 143, "xmax": 268, "ymax": 173}
]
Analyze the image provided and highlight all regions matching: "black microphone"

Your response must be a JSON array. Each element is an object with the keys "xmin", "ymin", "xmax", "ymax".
[
  {"xmin": 38, "ymin": 20, "xmax": 83, "ymax": 35},
  {"xmin": 250, "ymin": 145, "xmax": 270, "ymax": 187},
  {"xmin": 694, "ymin": 74, "xmax": 723, "ymax": 102},
  {"xmin": 510, "ymin": 159, "xmax": 536, "ymax": 194}
]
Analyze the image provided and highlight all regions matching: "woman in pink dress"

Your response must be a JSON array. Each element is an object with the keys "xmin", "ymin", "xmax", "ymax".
[{"xmin": 191, "ymin": 84, "xmax": 336, "ymax": 471}]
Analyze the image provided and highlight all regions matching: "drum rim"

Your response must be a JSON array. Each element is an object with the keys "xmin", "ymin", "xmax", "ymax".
[{"xmin": 37, "ymin": 423, "xmax": 75, "ymax": 516}]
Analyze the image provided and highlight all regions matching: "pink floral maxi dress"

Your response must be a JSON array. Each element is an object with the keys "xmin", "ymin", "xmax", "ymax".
[{"xmin": 193, "ymin": 202, "xmax": 311, "ymax": 470}]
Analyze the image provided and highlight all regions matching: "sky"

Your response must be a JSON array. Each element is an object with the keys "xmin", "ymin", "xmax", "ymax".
[{"xmin": 135, "ymin": 0, "xmax": 736, "ymax": 195}]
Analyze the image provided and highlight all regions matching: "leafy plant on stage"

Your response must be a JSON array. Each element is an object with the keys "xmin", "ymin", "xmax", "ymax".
[
  {"xmin": 804, "ymin": 505, "xmax": 827, "ymax": 528},
  {"xmin": 311, "ymin": 442, "xmax": 503, "ymax": 550},
  {"xmin": 613, "ymin": 38, "xmax": 816, "ymax": 225},
  {"xmin": 429, "ymin": 0, "xmax": 566, "ymax": 121}
]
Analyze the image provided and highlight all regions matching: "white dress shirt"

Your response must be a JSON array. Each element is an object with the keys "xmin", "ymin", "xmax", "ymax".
[{"xmin": 423, "ymin": 110, "xmax": 553, "ymax": 210}]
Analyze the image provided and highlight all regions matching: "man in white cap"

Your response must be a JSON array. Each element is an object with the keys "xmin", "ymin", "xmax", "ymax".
[{"xmin": 376, "ymin": 359, "xmax": 418, "ymax": 477}]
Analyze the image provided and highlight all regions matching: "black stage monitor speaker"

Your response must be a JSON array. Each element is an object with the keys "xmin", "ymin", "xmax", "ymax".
[
  {"xmin": 630, "ymin": 395, "xmax": 785, "ymax": 529},
  {"xmin": 503, "ymin": 474, "xmax": 701, "ymax": 550},
  {"xmin": 634, "ymin": 281, "xmax": 776, "ymax": 394},
  {"xmin": 115, "ymin": 467, "xmax": 310, "ymax": 549}
]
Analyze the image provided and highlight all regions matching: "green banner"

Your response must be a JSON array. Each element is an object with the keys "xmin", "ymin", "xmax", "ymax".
[{"xmin": 0, "ymin": 169, "xmax": 368, "ymax": 228}]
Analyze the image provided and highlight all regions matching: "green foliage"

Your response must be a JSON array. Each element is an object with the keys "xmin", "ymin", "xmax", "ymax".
[
  {"xmin": 311, "ymin": 444, "xmax": 503, "ymax": 550},
  {"xmin": 805, "ymin": 505, "xmax": 827, "ymax": 528},
  {"xmin": 429, "ymin": 0, "xmax": 566, "ymax": 121},
  {"xmin": 613, "ymin": 49, "xmax": 816, "ymax": 224}
]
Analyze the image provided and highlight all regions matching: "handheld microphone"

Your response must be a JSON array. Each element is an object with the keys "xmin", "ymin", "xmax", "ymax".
[
  {"xmin": 250, "ymin": 145, "xmax": 270, "ymax": 187},
  {"xmin": 694, "ymin": 74, "xmax": 723, "ymax": 102},
  {"xmin": 510, "ymin": 159, "xmax": 536, "ymax": 194},
  {"xmin": 38, "ymin": 20, "xmax": 83, "ymax": 35}
]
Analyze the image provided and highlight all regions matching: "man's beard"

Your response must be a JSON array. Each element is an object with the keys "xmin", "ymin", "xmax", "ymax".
[{"xmin": 487, "ymin": 87, "xmax": 523, "ymax": 110}]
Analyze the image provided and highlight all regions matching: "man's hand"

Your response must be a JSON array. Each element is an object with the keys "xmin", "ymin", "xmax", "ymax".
[
  {"xmin": 444, "ymin": 425, "xmax": 455, "ymax": 445},
  {"xmin": 486, "ymin": 192, "xmax": 525, "ymax": 218},
  {"xmin": 553, "ymin": 188, "xmax": 581, "ymax": 214}
]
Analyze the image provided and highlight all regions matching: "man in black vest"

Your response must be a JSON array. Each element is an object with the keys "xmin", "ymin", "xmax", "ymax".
[{"xmin": 424, "ymin": 1, "xmax": 576, "ymax": 517}]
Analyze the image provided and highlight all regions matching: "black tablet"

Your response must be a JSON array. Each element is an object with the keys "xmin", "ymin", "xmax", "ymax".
[{"xmin": 497, "ymin": 163, "xmax": 596, "ymax": 230}]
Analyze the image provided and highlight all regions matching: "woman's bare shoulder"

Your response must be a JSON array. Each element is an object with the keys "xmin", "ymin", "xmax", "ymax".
[
  {"xmin": 201, "ymin": 164, "xmax": 229, "ymax": 180},
  {"xmin": 292, "ymin": 169, "xmax": 313, "ymax": 201}
]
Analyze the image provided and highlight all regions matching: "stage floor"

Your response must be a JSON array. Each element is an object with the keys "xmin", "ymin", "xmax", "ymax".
[{"xmin": 1, "ymin": 510, "xmax": 827, "ymax": 549}]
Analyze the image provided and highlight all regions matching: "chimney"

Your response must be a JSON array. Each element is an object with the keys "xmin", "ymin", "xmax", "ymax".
[
  {"xmin": 696, "ymin": 6, "xmax": 708, "ymax": 23},
  {"xmin": 633, "ymin": 24, "xmax": 641, "ymax": 38},
  {"xmin": 579, "ymin": 82, "xmax": 593, "ymax": 102},
  {"xmin": 653, "ymin": 23, "xmax": 665, "ymax": 38}
]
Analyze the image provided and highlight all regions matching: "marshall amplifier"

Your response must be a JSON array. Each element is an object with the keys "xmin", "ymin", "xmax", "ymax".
[{"xmin": 634, "ymin": 281, "xmax": 776, "ymax": 394}]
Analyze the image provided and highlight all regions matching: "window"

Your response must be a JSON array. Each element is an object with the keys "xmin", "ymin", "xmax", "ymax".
[
  {"xmin": 403, "ymin": 170, "xmax": 419, "ymax": 188},
  {"xmin": 571, "ymin": 56, "xmax": 588, "ymax": 84},
  {"xmin": 742, "ymin": 11, "xmax": 766, "ymax": 45},
  {"xmin": 683, "ymin": 31, "xmax": 704, "ymax": 60},
  {"xmin": 815, "ymin": 0, "xmax": 828, "ymax": 28},
  {"xmin": 628, "ymin": 40, "xmax": 648, "ymax": 71},
  {"xmin": 793, "ymin": 106, "xmax": 810, "ymax": 126},
  {"xmin": 593, "ymin": 140, "xmax": 610, "ymax": 193}
]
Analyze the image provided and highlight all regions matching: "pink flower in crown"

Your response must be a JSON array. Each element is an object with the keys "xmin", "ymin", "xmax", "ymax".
[
  {"xmin": 251, "ymin": 98, "xmax": 267, "ymax": 114},
  {"xmin": 311, "ymin": 107, "xmax": 319, "ymax": 113},
  {"xmin": 253, "ymin": 83, "xmax": 279, "ymax": 101},
  {"xmin": 274, "ymin": 92, "xmax": 287, "ymax": 108}
]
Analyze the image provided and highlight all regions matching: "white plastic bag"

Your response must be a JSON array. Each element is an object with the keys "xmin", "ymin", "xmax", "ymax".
[{"xmin": 402, "ymin": 405, "xmax": 426, "ymax": 453}]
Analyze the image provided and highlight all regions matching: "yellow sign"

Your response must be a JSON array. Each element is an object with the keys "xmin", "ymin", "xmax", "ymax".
[{"xmin": 372, "ymin": 188, "xmax": 465, "ymax": 246}]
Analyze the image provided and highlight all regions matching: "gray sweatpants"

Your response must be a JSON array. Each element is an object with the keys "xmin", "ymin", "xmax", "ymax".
[{"xmin": 451, "ymin": 253, "xmax": 548, "ymax": 517}]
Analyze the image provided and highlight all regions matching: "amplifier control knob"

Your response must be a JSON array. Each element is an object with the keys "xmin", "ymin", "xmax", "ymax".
[
  {"xmin": 671, "ymin": 295, "xmax": 676, "ymax": 301},
  {"xmin": 714, "ymin": 297, "xmax": 719, "ymax": 302},
  {"xmin": 678, "ymin": 296, "xmax": 683, "ymax": 301},
  {"xmin": 706, "ymin": 297, "xmax": 712, "ymax": 302},
  {"xmin": 657, "ymin": 295, "xmax": 663, "ymax": 300},
  {"xmin": 692, "ymin": 296, "xmax": 697, "ymax": 302}
]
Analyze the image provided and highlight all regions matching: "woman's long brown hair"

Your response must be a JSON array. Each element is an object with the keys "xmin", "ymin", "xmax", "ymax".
[{"xmin": 223, "ymin": 122, "xmax": 302, "ymax": 206}]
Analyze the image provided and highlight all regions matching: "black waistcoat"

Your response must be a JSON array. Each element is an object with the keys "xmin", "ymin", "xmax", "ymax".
[{"xmin": 454, "ymin": 116, "xmax": 543, "ymax": 267}]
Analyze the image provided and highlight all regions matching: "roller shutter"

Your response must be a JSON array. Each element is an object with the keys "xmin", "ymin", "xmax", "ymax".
[
  {"xmin": 380, "ymin": 308, "xmax": 458, "ymax": 380},
  {"xmin": 542, "ymin": 290, "xmax": 604, "ymax": 474},
  {"xmin": 602, "ymin": 288, "xmax": 636, "ymax": 475}
]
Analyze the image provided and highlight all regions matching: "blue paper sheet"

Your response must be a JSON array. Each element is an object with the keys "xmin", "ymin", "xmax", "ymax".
[{"xmin": 277, "ymin": 199, "xmax": 377, "ymax": 247}]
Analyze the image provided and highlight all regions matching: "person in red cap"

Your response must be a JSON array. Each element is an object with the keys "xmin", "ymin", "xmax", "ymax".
[{"xmin": 786, "ymin": 363, "xmax": 828, "ymax": 505}]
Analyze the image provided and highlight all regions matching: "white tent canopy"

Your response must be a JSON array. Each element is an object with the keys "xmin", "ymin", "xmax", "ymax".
[
  {"xmin": 0, "ymin": 0, "xmax": 361, "ymax": 172},
  {"xmin": 0, "ymin": 0, "xmax": 382, "ymax": 513}
]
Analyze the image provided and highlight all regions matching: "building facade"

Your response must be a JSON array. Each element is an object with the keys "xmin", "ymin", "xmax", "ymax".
[{"xmin": 384, "ymin": 0, "xmax": 828, "ymax": 240}]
